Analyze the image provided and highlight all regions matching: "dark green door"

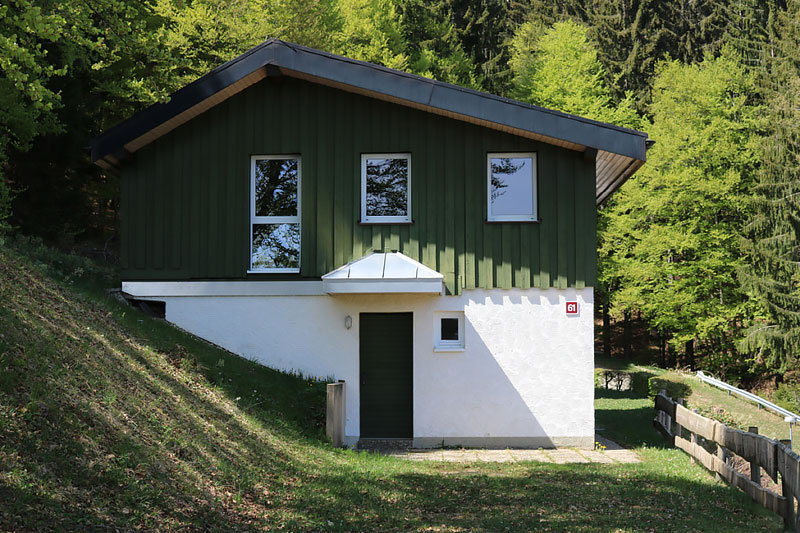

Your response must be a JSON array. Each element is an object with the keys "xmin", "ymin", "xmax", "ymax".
[{"xmin": 359, "ymin": 313, "xmax": 413, "ymax": 438}]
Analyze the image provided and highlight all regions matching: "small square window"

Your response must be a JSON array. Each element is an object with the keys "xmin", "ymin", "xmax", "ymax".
[
  {"xmin": 487, "ymin": 152, "xmax": 537, "ymax": 222},
  {"xmin": 441, "ymin": 318, "xmax": 459, "ymax": 341},
  {"xmin": 361, "ymin": 154, "xmax": 411, "ymax": 223},
  {"xmin": 435, "ymin": 312, "xmax": 465, "ymax": 351}
]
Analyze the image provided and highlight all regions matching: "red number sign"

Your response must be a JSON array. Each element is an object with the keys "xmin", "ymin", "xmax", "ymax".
[{"xmin": 566, "ymin": 302, "xmax": 578, "ymax": 315}]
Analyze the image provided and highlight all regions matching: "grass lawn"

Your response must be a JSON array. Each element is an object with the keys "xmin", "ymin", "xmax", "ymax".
[{"xmin": 0, "ymin": 240, "xmax": 783, "ymax": 531}]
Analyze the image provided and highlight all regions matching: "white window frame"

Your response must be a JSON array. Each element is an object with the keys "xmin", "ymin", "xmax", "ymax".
[
  {"xmin": 487, "ymin": 152, "xmax": 538, "ymax": 222},
  {"xmin": 434, "ymin": 312, "xmax": 465, "ymax": 352},
  {"xmin": 361, "ymin": 153, "xmax": 412, "ymax": 224},
  {"xmin": 249, "ymin": 155, "xmax": 301, "ymax": 273}
]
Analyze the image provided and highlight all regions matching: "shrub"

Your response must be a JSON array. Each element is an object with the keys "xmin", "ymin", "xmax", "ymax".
[
  {"xmin": 648, "ymin": 376, "xmax": 692, "ymax": 401},
  {"xmin": 630, "ymin": 371, "xmax": 655, "ymax": 397},
  {"xmin": 773, "ymin": 383, "xmax": 800, "ymax": 414}
]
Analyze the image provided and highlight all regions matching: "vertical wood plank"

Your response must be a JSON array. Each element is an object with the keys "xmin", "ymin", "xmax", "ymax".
[
  {"xmin": 556, "ymin": 149, "xmax": 570, "ymax": 289},
  {"xmin": 316, "ymin": 83, "xmax": 333, "ymax": 276},
  {"xmin": 152, "ymin": 140, "xmax": 165, "ymax": 271},
  {"xmin": 463, "ymin": 125, "xmax": 478, "ymax": 290},
  {"xmin": 537, "ymin": 147, "xmax": 554, "ymax": 288}
]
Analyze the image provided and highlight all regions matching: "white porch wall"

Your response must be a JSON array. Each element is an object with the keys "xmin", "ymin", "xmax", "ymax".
[{"xmin": 160, "ymin": 287, "xmax": 594, "ymax": 446}]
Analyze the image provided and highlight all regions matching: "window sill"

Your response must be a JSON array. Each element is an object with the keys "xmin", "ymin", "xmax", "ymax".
[
  {"xmin": 434, "ymin": 346, "xmax": 465, "ymax": 353},
  {"xmin": 485, "ymin": 219, "xmax": 541, "ymax": 224},
  {"xmin": 358, "ymin": 219, "xmax": 414, "ymax": 225},
  {"xmin": 247, "ymin": 268, "xmax": 301, "ymax": 274}
]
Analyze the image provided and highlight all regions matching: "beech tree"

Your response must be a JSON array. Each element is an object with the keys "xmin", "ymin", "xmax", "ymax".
[{"xmin": 601, "ymin": 50, "xmax": 761, "ymax": 374}]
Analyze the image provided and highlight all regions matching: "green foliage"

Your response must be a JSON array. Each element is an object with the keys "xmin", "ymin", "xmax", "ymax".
[
  {"xmin": 648, "ymin": 376, "xmax": 692, "ymax": 401},
  {"xmin": 738, "ymin": 0, "xmax": 800, "ymax": 373},
  {"xmin": 509, "ymin": 20, "xmax": 641, "ymax": 129},
  {"xmin": 395, "ymin": 1, "xmax": 481, "ymax": 88},
  {"xmin": 773, "ymin": 383, "xmax": 800, "ymax": 414},
  {"xmin": 515, "ymin": 0, "xmax": 738, "ymax": 110},
  {"xmin": 331, "ymin": 0, "xmax": 409, "ymax": 70},
  {"xmin": 630, "ymin": 371, "xmax": 655, "ymax": 398},
  {"xmin": 600, "ymin": 50, "xmax": 761, "ymax": 370}
]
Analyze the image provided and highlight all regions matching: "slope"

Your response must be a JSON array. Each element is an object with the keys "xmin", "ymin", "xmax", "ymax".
[{"xmin": 0, "ymin": 240, "xmax": 780, "ymax": 531}]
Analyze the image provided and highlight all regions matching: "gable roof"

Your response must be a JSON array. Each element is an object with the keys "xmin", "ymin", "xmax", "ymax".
[{"xmin": 89, "ymin": 39, "xmax": 649, "ymax": 204}]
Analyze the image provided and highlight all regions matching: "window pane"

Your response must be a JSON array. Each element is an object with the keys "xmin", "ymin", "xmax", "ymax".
[
  {"xmin": 441, "ymin": 318, "xmax": 459, "ymax": 341},
  {"xmin": 255, "ymin": 159, "xmax": 298, "ymax": 216},
  {"xmin": 490, "ymin": 157, "xmax": 534, "ymax": 216},
  {"xmin": 252, "ymin": 223, "xmax": 300, "ymax": 269},
  {"xmin": 366, "ymin": 158, "xmax": 408, "ymax": 217}
]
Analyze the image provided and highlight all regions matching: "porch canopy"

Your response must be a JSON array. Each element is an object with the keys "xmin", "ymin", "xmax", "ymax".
[{"xmin": 322, "ymin": 252, "xmax": 444, "ymax": 295}]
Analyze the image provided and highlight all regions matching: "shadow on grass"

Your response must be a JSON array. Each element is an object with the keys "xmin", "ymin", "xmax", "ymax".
[
  {"xmin": 284, "ymin": 461, "xmax": 778, "ymax": 531},
  {"xmin": 595, "ymin": 388, "xmax": 668, "ymax": 449}
]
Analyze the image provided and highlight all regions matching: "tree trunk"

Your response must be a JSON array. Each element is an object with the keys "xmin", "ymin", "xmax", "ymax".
[
  {"xmin": 659, "ymin": 336, "xmax": 667, "ymax": 368},
  {"xmin": 623, "ymin": 310, "xmax": 632, "ymax": 359},
  {"xmin": 685, "ymin": 339, "xmax": 695, "ymax": 371},
  {"xmin": 602, "ymin": 298, "xmax": 611, "ymax": 359},
  {"xmin": 667, "ymin": 340, "xmax": 677, "ymax": 368}
]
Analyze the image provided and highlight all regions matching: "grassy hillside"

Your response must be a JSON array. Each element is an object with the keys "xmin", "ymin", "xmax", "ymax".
[
  {"xmin": 596, "ymin": 357, "xmax": 799, "ymax": 447},
  {"xmin": 0, "ymin": 240, "xmax": 781, "ymax": 531}
]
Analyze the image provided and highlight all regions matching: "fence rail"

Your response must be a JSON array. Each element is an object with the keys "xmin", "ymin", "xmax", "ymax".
[
  {"xmin": 654, "ymin": 390, "xmax": 799, "ymax": 531},
  {"xmin": 696, "ymin": 371, "xmax": 800, "ymax": 424}
]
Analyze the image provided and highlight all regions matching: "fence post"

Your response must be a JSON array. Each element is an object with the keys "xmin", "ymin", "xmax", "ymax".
[
  {"xmin": 749, "ymin": 427, "xmax": 761, "ymax": 485},
  {"xmin": 661, "ymin": 389, "xmax": 673, "ymax": 435},
  {"xmin": 326, "ymin": 381, "xmax": 346, "ymax": 448},
  {"xmin": 675, "ymin": 398, "xmax": 684, "ymax": 440},
  {"xmin": 715, "ymin": 445, "xmax": 728, "ymax": 484},
  {"xmin": 690, "ymin": 408, "xmax": 698, "ymax": 465},
  {"xmin": 779, "ymin": 439, "xmax": 795, "ymax": 531}
]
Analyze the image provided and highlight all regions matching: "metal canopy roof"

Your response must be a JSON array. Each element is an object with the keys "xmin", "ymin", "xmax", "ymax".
[
  {"xmin": 322, "ymin": 252, "xmax": 444, "ymax": 294},
  {"xmin": 89, "ymin": 39, "xmax": 649, "ymax": 204}
]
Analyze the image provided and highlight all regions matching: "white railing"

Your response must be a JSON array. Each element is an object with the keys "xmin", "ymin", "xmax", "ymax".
[{"xmin": 696, "ymin": 371, "xmax": 800, "ymax": 423}]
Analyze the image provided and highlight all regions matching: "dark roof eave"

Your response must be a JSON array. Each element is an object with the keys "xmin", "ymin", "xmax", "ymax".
[{"xmin": 90, "ymin": 39, "xmax": 648, "ymax": 167}]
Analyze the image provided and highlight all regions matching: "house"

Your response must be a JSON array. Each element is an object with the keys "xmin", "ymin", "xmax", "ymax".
[{"xmin": 90, "ymin": 40, "xmax": 648, "ymax": 449}]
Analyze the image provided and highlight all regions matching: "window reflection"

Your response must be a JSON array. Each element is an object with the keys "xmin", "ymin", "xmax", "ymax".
[
  {"xmin": 252, "ymin": 223, "xmax": 300, "ymax": 269},
  {"xmin": 255, "ymin": 159, "xmax": 298, "ymax": 217},
  {"xmin": 364, "ymin": 156, "xmax": 410, "ymax": 219},
  {"xmin": 490, "ymin": 157, "xmax": 534, "ymax": 217}
]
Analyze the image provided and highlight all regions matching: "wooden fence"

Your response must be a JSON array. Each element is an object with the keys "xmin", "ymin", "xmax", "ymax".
[{"xmin": 654, "ymin": 390, "xmax": 800, "ymax": 531}]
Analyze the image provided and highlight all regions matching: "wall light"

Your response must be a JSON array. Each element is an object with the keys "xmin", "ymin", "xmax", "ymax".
[{"xmin": 344, "ymin": 315, "xmax": 352, "ymax": 329}]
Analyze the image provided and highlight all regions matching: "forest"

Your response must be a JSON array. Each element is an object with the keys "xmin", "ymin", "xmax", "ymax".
[{"xmin": 2, "ymin": 0, "xmax": 800, "ymax": 400}]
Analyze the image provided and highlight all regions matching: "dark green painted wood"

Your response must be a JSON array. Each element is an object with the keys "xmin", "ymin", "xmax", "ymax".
[
  {"xmin": 359, "ymin": 312, "xmax": 413, "ymax": 438},
  {"xmin": 120, "ymin": 77, "xmax": 599, "ymax": 289}
]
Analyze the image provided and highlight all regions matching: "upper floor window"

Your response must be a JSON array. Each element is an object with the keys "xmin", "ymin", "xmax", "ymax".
[
  {"xmin": 487, "ymin": 153, "xmax": 538, "ymax": 222},
  {"xmin": 361, "ymin": 153, "xmax": 411, "ymax": 223},
  {"xmin": 250, "ymin": 155, "xmax": 301, "ymax": 272}
]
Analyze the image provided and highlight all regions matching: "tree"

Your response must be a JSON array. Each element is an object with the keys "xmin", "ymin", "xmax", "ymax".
[
  {"xmin": 514, "ymin": 0, "xmax": 738, "ymax": 110},
  {"xmin": 739, "ymin": 0, "xmax": 800, "ymax": 373},
  {"xmin": 331, "ymin": 0, "xmax": 409, "ymax": 71},
  {"xmin": 394, "ymin": 0, "xmax": 480, "ymax": 88},
  {"xmin": 508, "ymin": 19, "xmax": 642, "ymax": 128},
  {"xmin": 602, "ymin": 50, "xmax": 761, "ymax": 374}
]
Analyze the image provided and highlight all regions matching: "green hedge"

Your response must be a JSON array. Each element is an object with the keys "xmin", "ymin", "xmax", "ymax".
[{"xmin": 648, "ymin": 376, "xmax": 692, "ymax": 401}]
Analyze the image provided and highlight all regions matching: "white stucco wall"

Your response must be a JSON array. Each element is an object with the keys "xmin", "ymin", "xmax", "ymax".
[{"xmin": 158, "ymin": 287, "xmax": 595, "ymax": 448}]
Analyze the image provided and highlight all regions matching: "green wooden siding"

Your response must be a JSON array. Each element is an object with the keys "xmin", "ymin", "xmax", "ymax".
[{"xmin": 120, "ymin": 77, "xmax": 597, "ymax": 292}]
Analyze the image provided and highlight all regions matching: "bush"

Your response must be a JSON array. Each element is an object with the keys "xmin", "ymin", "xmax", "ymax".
[
  {"xmin": 648, "ymin": 376, "xmax": 692, "ymax": 401},
  {"xmin": 630, "ymin": 371, "xmax": 655, "ymax": 397},
  {"xmin": 774, "ymin": 383, "xmax": 800, "ymax": 414}
]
